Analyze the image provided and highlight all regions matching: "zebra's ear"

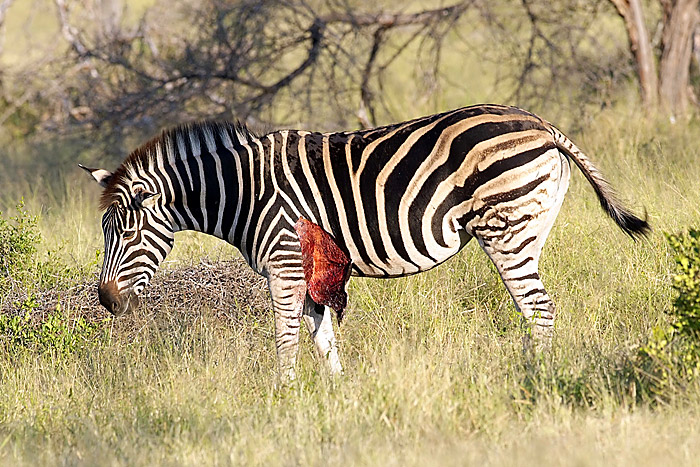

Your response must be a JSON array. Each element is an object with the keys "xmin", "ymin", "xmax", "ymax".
[
  {"xmin": 133, "ymin": 190, "xmax": 161, "ymax": 208},
  {"xmin": 79, "ymin": 164, "xmax": 113, "ymax": 188}
]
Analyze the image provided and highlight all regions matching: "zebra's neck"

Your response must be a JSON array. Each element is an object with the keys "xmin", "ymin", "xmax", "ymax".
[{"xmin": 161, "ymin": 122, "xmax": 258, "ymax": 247}]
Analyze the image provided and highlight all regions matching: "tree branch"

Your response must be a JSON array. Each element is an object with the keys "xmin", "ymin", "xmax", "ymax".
[
  {"xmin": 609, "ymin": 0, "xmax": 658, "ymax": 109},
  {"xmin": 320, "ymin": 2, "xmax": 472, "ymax": 29},
  {"xmin": 54, "ymin": 0, "xmax": 89, "ymax": 57}
]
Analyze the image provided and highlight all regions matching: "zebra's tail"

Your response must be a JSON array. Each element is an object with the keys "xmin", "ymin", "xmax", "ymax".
[{"xmin": 547, "ymin": 124, "xmax": 651, "ymax": 239}]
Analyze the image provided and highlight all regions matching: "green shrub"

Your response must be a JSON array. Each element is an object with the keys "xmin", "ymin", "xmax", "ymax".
[
  {"xmin": 0, "ymin": 201, "xmax": 106, "ymax": 355},
  {"xmin": 667, "ymin": 230, "xmax": 700, "ymax": 335},
  {"xmin": 0, "ymin": 200, "xmax": 40, "ymax": 293},
  {"xmin": 0, "ymin": 200, "xmax": 89, "ymax": 299},
  {"xmin": 638, "ymin": 229, "xmax": 700, "ymax": 392},
  {"xmin": 0, "ymin": 301, "xmax": 105, "ymax": 355}
]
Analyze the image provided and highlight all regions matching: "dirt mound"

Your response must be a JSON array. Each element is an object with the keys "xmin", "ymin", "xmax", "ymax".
[{"xmin": 1, "ymin": 259, "xmax": 270, "ymax": 322}]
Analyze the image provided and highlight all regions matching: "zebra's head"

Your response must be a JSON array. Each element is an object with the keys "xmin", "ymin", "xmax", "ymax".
[{"xmin": 81, "ymin": 164, "xmax": 175, "ymax": 316}]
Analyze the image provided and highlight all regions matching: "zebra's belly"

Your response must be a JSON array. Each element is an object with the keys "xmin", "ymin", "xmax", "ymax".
[{"xmin": 348, "ymin": 227, "xmax": 471, "ymax": 278}]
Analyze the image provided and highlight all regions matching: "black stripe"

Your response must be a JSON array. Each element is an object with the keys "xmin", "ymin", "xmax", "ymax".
[
  {"xmin": 282, "ymin": 131, "xmax": 322, "ymax": 222},
  {"xmin": 163, "ymin": 162, "xmax": 195, "ymax": 230},
  {"xmin": 359, "ymin": 113, "xmax": 453, "ymax": 264},
  {"xmin": 327, "ymin": 133, "xmax": 377, "ymax": 268},
  {"xmin": 510, "ymin": 273, "xmax": 540, "ymax": 281},
  {"xmin": 502, "ymin": 236, "xmax": 537, "ymax": 255},
  {"xmin": 302, "ymin": 134, "xmax": 343, "ymax": 243},
  {"xmin": 382, "ymin": 110, "xmax": 470, "ymax": 263},
  {"xmin": 178, "ymin": 133, "xmax": 205, "ymax": 229},
  {"xmin": 231, "ymin": 145, "xmax": 254, "ymax": 247},
  {"xmin": 214, "ymin": 129, "xmax": 239, "ymax": 237},
  {"xmin": 503, "ymin": 257, "xmax": 534, "ymax": 271},
  {"xmin": 429, "ymin": 140, "xmax": 555, "ymax": 248},
  {"xmin": 123, "ymin": 248, "xmax": 158, "ymax": 265},
  {"xmin": 518, "ymin": 288, "xmax": 546, "ymax": 299},
  {"xmin": 457, "ymin": 174, "xmax": 551, "ymax": 228}
]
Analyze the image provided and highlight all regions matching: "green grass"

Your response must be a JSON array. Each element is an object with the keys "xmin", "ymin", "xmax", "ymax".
[{"xmin": 0, "ymin": 108, "xmax": 699, "ymax": 465}]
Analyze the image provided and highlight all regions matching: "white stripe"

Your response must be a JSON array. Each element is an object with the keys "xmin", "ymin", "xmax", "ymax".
[
  {"xmin": 203, "ymin": 126, "xmax": 226, "ymax": 238},
  {"xmin": 251, "ymin": 194, "xmax": 280, "ymax": 271},
  {"xmin": 280, "ymin": 130, "xmax": 317, "ymax": 224},
  {"xmin": 322, "ymin": 133, "xmax": 361, "ymax": 267},
  {"xmin": 256, "ymin": 138, "xmax": 266, "ymax": 200},
  {"xmin": 422, "ymin": 129, "xmax": 550, "ymax": 257},
  {"xmin": 155, "ymin": 142, "xmax": 187, "ymax": 228},
  {"xmin": 396, "ymin": 113, "xmax": 540, "ymax": 266},
  {"xmin": 176, "ymin": 132, "xmax": 195, "ymax": 192},
  {"xmin": 255, "ymin": 208, "xmax": 297, "ymax": 270},
  {"xmin": 188, "ymin": 130, "xmax": 208, "ymax": 232},
  {"xmin": 373, "ymin": 114, "xmax": 454, "ymax": 273},
  {"xmin": 297, "ymin": 132, "xmax": 332, "ymax": 232},
  {"xmin": 240, "ymin": 144, "xmax": 257, "ymax": 266}
]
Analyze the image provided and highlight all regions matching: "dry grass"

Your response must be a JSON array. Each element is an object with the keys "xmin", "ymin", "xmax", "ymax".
[{"xmin": 1, "ymin": 259, "xmax": 268, "ymax": 326}]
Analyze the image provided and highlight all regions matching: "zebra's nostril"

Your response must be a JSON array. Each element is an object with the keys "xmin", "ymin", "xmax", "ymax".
[{"xmin": 98, "ymin": 281, "xmax": 122, "ymax": 315}]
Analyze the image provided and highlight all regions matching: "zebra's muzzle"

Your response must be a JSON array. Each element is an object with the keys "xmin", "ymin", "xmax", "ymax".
[{"xmin": 98, "ymin": 281, "xmax": 138, "ymax": 316}]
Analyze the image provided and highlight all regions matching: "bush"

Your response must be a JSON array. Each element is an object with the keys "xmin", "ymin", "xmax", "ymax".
[
  {"xmin": 0, "ymin": 200, "xmax": 40, "ymax": 294},
  {"xmin": 0, "ymin": 200, "xmax": 90, "ymax": 301},
  {"xmin": 638, "ymin": 229, "xmax": 700, "ymax": 392},
  {"xmin": 0, "ymin": 301, "xmax": 105, "ymax": 355},
  {"xmin": 0, "ymin": 201, "xmax": 107, "ymax": 355},
  {"xmin": 667, "ymin": 230, "xmax": 700, "ymax": 335}
]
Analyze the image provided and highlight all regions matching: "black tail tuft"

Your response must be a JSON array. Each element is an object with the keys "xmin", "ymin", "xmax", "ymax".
[
  {"xmin": 602, "ymin": 200, "xmax": 651, "ymax": 240},
  {"xmin": 549, "ymin": 123, "xmax": 651, "ymax": 241}
]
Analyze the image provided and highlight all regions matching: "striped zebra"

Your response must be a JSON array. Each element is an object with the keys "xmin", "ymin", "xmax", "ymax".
[{"xmin": 81, "ymin": 104, "xmax": 649, "ymax": 380}]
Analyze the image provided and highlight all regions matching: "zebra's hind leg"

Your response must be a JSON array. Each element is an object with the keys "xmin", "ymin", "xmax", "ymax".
[
  {"xmin": 302, "ymin": 298, "xmax": 343, "ymax": 376},
  {"xmin": 484, "ymin": 246, "xmax": 557, "ymax": 346},
  {"xmin": 471, "ymin": 148, "xmax": 570, "ymax": 349},
  {"xmin": 474, "ymin": 211, "xmax": 562, "ymax": 348},
  {"xmin": 267, "ymin": 273, "xmax": 306, "ymax": 383}
]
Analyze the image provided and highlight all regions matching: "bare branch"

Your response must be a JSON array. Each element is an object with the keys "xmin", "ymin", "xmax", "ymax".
[
  {"xmin": 54, "ymin": 0, "xmax": 89, "ymax": 57},
  {"xmin": 320, "ymin": 2, "xmax": 472, "ymax": 28},
  {"xmin": 7, "ymin": 0, "xmax": 479, "ymax": 137},
  {"xmin": 359, "ymin": 26, "xmax": 385, "ymax": 128}
]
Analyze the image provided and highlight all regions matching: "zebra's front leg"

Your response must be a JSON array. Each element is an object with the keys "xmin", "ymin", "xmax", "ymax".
[
  {"xmin": 267, "ymin": 274, "xmax": 306, "ymax": 383},
  {"xmin": 303, "ymin": 298, "xmax": 343, "ymax": 376}
]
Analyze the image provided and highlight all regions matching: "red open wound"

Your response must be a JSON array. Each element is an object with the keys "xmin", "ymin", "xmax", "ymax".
[{"xmin": 294, "ymin": 217, "xmax": 352, "ymax": 323}]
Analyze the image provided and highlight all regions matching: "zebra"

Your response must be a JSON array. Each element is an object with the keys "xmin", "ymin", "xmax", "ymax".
[{"xmin": 81, "ymin": 104, "xmax": 649, "ymax": 380}]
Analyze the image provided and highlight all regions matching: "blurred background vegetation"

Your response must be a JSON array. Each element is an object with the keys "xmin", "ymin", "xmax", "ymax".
[{"xmin": 1, "ymin": 0, "xmax": 699, "ymax": 204}]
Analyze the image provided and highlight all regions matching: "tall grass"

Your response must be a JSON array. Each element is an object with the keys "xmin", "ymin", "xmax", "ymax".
[{"xmin": 0, "ymin": 108, "xmax": 699, "ymax": 465}]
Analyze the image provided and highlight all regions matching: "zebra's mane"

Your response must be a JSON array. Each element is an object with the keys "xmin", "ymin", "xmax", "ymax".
[{"xmin": 100, "ymin": 120, "xmax": 256, "ymax": 210}]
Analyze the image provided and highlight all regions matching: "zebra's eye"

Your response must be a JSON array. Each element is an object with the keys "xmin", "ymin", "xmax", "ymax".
[{"xmin": 122, "ymin": 230, "xmax": 136, "ymax": 240}]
